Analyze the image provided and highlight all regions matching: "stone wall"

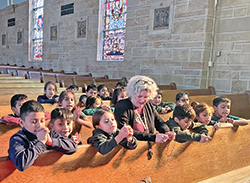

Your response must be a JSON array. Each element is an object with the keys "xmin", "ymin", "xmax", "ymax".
[
  {"xmin": 1, "ymin": 0, "xmax": 249, "ymax": 93},
  {"xmin": 211, "ymin": 0, "xmax": 250, "ymax": 93}
]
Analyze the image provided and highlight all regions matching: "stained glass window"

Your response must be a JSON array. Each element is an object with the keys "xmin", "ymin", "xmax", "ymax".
[
  {"xmin": 102, "ymin": 0, "xmax": 127, "ymax": 61},
  {"xmin": 32, "ymin": 0, "xmax": 44, "ymax": 61}
]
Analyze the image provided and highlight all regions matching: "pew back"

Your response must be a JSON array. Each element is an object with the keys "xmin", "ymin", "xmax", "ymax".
[
  {"xmin": 1, "ymin": 125, "xmax": 250, "ymax": 183},
  {"xmin": 162, "ymin": 86, "xmax": 216, "ymax": 102}
]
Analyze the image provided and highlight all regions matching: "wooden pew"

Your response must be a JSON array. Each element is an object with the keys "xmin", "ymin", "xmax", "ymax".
[
  {"xmin": 0, "ymin": 74, "xmax": 11, "ymax": 77},
  {"xmin": 162, "ymin": 86, "xmax": 216, "ymax": 102},
  {"xmin": 158, "ymin": 82, "xmax": 177, "ymax": 90},
  {"xmin": 58, "ymin": 75, "xmax": 109, "ymax": 88},
  {"xmin": 1, "ymin": 125, "xmax": 250, "ymax": 183},
  {"xmin": 0, "ymin": 76, "xmax": 26, "ymax": 80},
  {"xmin": 0, "ymin": 79, "xmax": 40, "ymax": 83},
  {"xmin": 0, "ymin": 87, "xmax": 68, "ymax": 95},
  {"xmin": 0, "ymin": 93, "xmax": 83, "ymax": 105},
  {"xmin": 74, "ymin": 77, "xmax": 125, "ymax": 92},
  {"xmin": 0, "ymin": 83, "xmax": 61, "ymax": 89}
]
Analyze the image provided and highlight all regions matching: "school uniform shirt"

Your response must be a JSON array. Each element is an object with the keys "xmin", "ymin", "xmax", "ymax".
[
  {"xmin": 8, "ymin": 128, "xmax": 77, "ymax": 171},
  {"xmin": 37, "ymin": 94, "xmax": 59, "ymax": 104},
  {"xmin": 83, "ymin": 106, "xmax": 115, "ymax": 116},
  {"xmin": 114, "ymin": 98, "xmax": 170, "ymax": 142},
  {"xmin": 166, "ymin": 118, "xmax": 206, "ymax": 143},
  {"xmin": 153, "ymin": 102, "xmax": 176, "ymax": 113},
  {"xmin": 208, "ymin": 113, "xmax": 240, "ymax": 125},
  {"xmin": 87, "ymin": 128, "xmax": 137, "ymax": 155},
  {"xmin": 188, "ymin": 122, "xmax": 209, "ymax": 136}
]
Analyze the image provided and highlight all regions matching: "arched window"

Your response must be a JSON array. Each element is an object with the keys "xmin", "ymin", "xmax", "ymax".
[
  {"xmin": 97, "ymin": 0, "xmax": 127, "ymax": 61},
  {"xmin": 29, "ymin": 0, "xmax": 43, "ymax": 61}
]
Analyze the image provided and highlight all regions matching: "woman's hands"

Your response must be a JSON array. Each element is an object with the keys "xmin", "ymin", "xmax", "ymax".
[{"xmin": 155, "ymin": 131, "xmax": 176, "ymax": 143}]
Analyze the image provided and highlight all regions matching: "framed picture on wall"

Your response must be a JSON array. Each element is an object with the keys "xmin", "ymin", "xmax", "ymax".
[
  {"xmin": 17, "ymin": 31, "xmax": 22, "ymax": 44},
  {"xmin": 2, "ymin": 33, "xmax": 6, "ymax": 46},
  {"xmin": 153, "ymin": 7, "xmax": 170, "ymax": 30},
  {"xmin": 50, "ymin": 26, "xmax": 57, "ymax": 41},
  {"xmin": 77, "ymin": 21, "xmax": 86, "ymax": 38}
]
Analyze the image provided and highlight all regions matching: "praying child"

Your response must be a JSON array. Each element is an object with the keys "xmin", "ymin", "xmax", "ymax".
[
  {"xmin": 8, "ymin": 100, "xmax": 77, "ymax": 171},
  {"xmin": 87, "ymin": 109, "xmax": 137, "ymax": 155},
  {"xmin": 209, "ymin": 96, "xmax": 248, "ymax": 127},
  {"xmin": 150, "ymin": 89, "xmax": 176, "ymax": 114},
  {"xmin": 166, "ymin": 104, "xmax": 212, "ymax": 143},
  {"xmin": 50, "ymin": 108, "xmax": 81, "ymax": 144}
]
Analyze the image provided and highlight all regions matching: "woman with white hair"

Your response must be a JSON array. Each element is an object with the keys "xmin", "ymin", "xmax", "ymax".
[{"xmin": 114, "ymin": 75, "xmax": 176, "ymax": 148}]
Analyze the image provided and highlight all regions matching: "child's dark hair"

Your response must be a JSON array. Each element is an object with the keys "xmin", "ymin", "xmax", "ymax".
[
  {"xmin": 173, "ymin": 104, "xmax": 195, "ymax": 121},
  {"xmin": 97, "ymin": 84, "xmax": 107, "ymax": 92},
  {"xmin": 58, "ymin": 91, "xmax": 76, "ymax": 108},
  {"xmin": 111, "ymin": 87, "xmax": 125, "ymax": 105},
  {"xmin": 92, "ymin": 109, "xmax": 113, "ymax": 128},
  {"xmin": 194, "ymin": 103, "xmax": 213, "ymax": 116},
  {"xmin": 176, "ymin": 91, "xmax": 189, "ymax": 102},
  {"xmin": 156, "ymin": 89, "xmax": 163, "ymax": 97},
  {"xmin": 50, "ymin": 108, "xmax": 73, "ymax": 125},
  {"xmin": 44, "ymin": 81, "xmax": 57, "ymax": 92},
  {"xmin": 87, "ymin": 84, "xmax": 97, "ymax": 92},
  {"xmin": 66, "ymin": 85, "xmax": 79, "ymax": 91},
  {"xmin": 115, "ymin": 80, "xmax": 127, "ymax": 88},
  {"xmin": 20, "ymin": 100, "xmax": 44, "ymax": 121},
  {"xmin": 213, "ymin": 96, "xmax": 231, "ymax": 107},
  {"xmin": 79, "ymin": 94, "xmax": 87, "ymax": 102},
  {"xmin": 85, "ymin": 96, "xmax": 102, "ymax": 109},
  {"xmin": 10, "ymin": 94, "xmax": 28, "ymax": 107}
]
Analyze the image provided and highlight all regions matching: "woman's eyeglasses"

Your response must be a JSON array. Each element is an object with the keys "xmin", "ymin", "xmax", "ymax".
[{"xmin": 135, "ymin": 80, "xmax": 154, "ymax": 85}]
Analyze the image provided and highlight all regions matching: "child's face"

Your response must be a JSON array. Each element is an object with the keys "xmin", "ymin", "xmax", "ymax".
[
  {"xmin": 60, "ymin": 93, "xmax": 75, "ymax": 111},
  {"xmin": 196, "ymin": 109, "xmax": 212, "ymax": 124},
  {"xmin": 174, "ymin": 117, "xmax": 192, "ymax": 130},
  {"xmin": 12, "ymin": 99, "xmax": 27, "ymax": 117},
  {"xmin": 117, "ymin": 91, "xmax": 127, "ymax": 102},
  {"xmin": 96, "ymin": 112, "xmax": 117, "ymax": 133},
  {"xmin": 81, "ymin": 97, "xmax": 87, "ymax": 105},
  {"xmin": 177, "ymin": 95, "xmax": 189, "ymax": 105},
  {"xmin": 93, "ymin": 99, "xmax": 102, "ymax": 108},
  {"xmin": 86, "ymin": 89, "xmax": 97, "ymax": 97},
  {"xmin": 50, "ymin": 118, "xmax": 73, "ymax": 138},
  {"xmin": 98, "ymin": 87, "xmax": 110, "ymax": 98},
  {"xmin": 19, "ymin": 112, "xmax": 45, "ymax": 135},
  {"xmin": 151, "ymin": 94, "xmax": 162, "ymax": 106},
  {"xmin": 45, "ymin": 84, "xmax": 56, "ymax": 99},
  {"xmin": 214, "ymin": 102, "xmax": 230, "ymax": 118}
]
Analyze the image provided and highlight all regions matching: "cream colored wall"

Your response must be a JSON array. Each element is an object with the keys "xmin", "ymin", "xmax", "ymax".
[
  {"xmin": 211, "ymin": 0, "xmax": 250, "ymax": 93},
  {"xmin": 0, "ymin": 0, "xmax": 249, "ymax": 93}
]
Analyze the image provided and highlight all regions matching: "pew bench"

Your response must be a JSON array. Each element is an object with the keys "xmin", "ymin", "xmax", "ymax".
[
  {"xmin": 0, "ymin": 86, "xmax": 69, "ymax": 95},
  {"xmin": 158, "ymin": 82, "xmax": 177, "ymax": 90},
  {"xmin": 0, "ymin": 76, "xmax": 26, "ymax": 80},
  {"xmin": 1, "ymin": 125, "xmax": 250, "ymax": 183},
  {"xmin": 162, "ymin": 86, "xmax": 216, "ymax": 102},
  {"xmin": 0, "ymin": 82, "xmax": 60, "ymax": 88},
  {"xmin": 0, "ymin": 79, "xmax": 41, "ymax": 83}
]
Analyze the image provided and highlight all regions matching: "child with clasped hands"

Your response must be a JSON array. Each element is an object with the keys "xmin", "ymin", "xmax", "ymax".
[
  {"xmin": 209, "ymin": 96, "xmax": 248, "ymax": 128},
  {"xmin": 87, "ymin": 109, "xmax": 137, "ymax": 155},
  {"xmin": 8, "ymin": 100, "xmax": 77, "ymax": 172},
  {"xmin": 50, "ymin": 108, "xmax": 82, "ymax": 145},
  {"xmin": 166, "ymin": 104, "xmax": 211, "ymax": 143}
]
